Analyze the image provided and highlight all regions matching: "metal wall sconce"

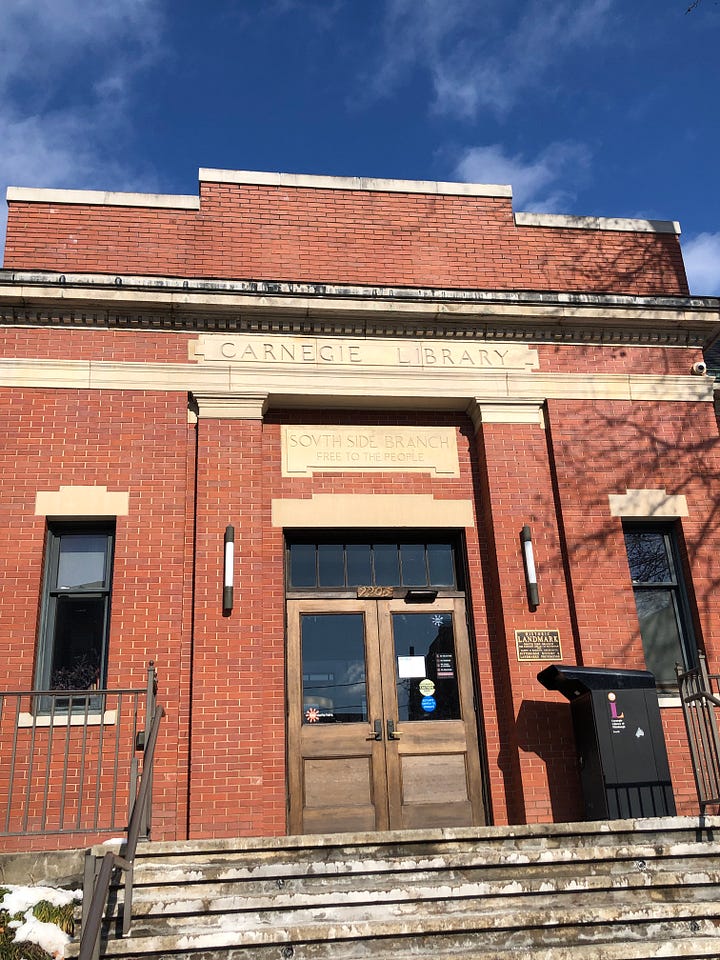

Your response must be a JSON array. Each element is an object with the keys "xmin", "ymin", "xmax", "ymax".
[
  {"xmin": 404, "ymin": 589, "xmax": 438, "ymax": 604},
  {"xmin": 223, "ymin": 525, "xmax": 234, "ymax": 614},
  {"xmin": 520, "ymin": 524, "xmax": 540, "ymax": 609}
]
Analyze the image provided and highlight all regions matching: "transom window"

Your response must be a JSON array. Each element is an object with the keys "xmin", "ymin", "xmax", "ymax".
[{"xmin": 287, "ymin": 536, "xmax": 459, "ymax": 591}]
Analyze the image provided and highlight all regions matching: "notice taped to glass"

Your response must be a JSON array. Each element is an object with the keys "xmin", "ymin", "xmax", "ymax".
[{"xmin": 515, "ymin": 629, "xmax": 562, "ymax": 662}]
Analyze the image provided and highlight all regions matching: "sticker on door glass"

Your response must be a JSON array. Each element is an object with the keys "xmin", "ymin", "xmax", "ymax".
[
  {"xmin": 435, "ymin": 652, "xmax": 455, "ymax": 679},
  {"xmin": 421, "ymin": 696, "xmax": 437, "ymax": 713},
  {"xmin": 418, "ymin": 679, "xmax": 435, "ymax": 696},
  {"xmin": 304, "ymin": 706, "xmax": 334, "ymax": 723},
  {"xmin": 397, "ymin": 655, "xmax": 426, "ymax": 679}
]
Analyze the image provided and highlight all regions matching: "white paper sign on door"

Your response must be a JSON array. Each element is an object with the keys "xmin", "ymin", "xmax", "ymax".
[{"xmin": 397, "ymin": 656, "xmax": 427, "ymax": 679}]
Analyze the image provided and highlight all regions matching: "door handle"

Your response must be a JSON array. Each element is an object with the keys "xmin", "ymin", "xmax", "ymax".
[
  {"xmin": 368, "ymin": 719, "xmax": 383, "ymax": 741},
  {"xmin": 387, "ymin": 719, "xmax": 401, "ymax": 740}
]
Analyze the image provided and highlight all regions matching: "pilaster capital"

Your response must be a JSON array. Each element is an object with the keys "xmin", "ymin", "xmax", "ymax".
[
  {"xmin": 466, "ymin": 399, "xmax": 546, "ymax": 432},
  {"xmin": 191, "ymin": 392, "xmax": 269, "ymax": 420}
]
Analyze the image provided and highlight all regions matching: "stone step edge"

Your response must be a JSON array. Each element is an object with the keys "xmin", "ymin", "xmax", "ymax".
[
  {"xmin": 87, "ymin": 899, "xmax": 720, "ymax": 955},
  {"xmin": 66, "ymin": 934, "xmax": 720, "ymax": 960},
  {"xmin": 109, "ymin": 868, "xmax": 720, "ymax": 917},
  {"xmin": 126, "ymin": 840, "xmax": 720, "ymax": 884},
  {"xmin": 94, "ymin": 815, "xmax": 719, "ymax": 859}
]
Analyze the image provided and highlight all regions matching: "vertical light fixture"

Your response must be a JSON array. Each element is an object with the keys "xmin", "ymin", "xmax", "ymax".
[
  {"xmin": 223, "ymin": 525, "xmax": 234, "ymax": 614},
  {"xmin": 520, "ymin": 524, "xmax": 539, "ymax": 609}
]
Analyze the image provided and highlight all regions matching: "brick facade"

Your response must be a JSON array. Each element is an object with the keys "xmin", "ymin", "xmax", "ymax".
[{"xmin": 0, "ymin": 169, "xmax": 717, "ymax": 850}]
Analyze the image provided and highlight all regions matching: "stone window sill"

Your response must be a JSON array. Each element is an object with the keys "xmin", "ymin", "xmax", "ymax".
[{"xmin": 17, "ymin": 710, "xmax": 117, "ymax": 727}]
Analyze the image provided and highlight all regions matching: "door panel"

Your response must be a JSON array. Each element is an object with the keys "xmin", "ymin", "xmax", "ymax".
[
  {"xmin": 287, "ymin": 600, "xmax": 389, "ymax": 834},
  {"xmin": 287, "ymin": 597, "xmax": 484, "ymax": 834},
  {"xmin": 379, "ymin": 598, "xmax": 484, "ymax": 830}
]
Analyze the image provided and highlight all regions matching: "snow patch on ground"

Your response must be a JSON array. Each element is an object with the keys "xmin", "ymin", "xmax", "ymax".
[{"xmin": 1, "ymin": 884, "xmax": 82, "ymax": 959}]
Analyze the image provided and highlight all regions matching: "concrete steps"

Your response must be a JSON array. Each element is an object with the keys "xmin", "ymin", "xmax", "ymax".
[{"xmin": 69, "ymin": 816, "xmax": 720, "ymax": 959}]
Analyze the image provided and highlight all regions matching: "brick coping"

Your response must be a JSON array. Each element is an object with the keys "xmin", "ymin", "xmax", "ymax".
[{"xmin": 6, "ymin": 168, "xmax": 679, "ymax": 234}]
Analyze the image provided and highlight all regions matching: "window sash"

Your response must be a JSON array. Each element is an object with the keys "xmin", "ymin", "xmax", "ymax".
[
  {"xmin": 623, "ymin": 522, "xmax": 696, "ymax": 687},
  {"xmin": 36, "ymin": 524, "xmax": 115, "ymax": 696}
]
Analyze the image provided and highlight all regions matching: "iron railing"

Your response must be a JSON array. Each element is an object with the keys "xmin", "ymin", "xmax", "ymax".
[
  {"xmin": 676, "ymin": 653, "xmax": 720, "ymax": 814},
  {"xmin": 0, "ymin": 663, "xmax": 158, "ymax": 838},
  {"xmin": 79, "ymin": 701, "xmax": 164, "ymax": 960}
]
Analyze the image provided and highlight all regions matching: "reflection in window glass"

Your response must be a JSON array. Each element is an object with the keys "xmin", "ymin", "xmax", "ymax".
[
  {"xmin": 427, "ymin": 543, "xmax": 455, "ymax": 587},
  {"xmin": 374, "ymin": 543, "xmax": 400, "ymax": 585},
  {"xmin": 625, "ymin": 531, "xmax": 673, "ymax": 584},
  {"xmin": 57, "ymin": 535, "xmax": 108, "ymax": 590},
  {"xmin": 51, "ymin": 596, "xmax": 105, "ymax": 689},
  {"xmin": 289, "ymin": 544, "xmax": 316, "ymax": 588},
  {"xmin": 633, "ymin": 589, "xmax": 683, "ymax": 688},
  {"xmin": 392, "ymin": 613, "xmax": 460, "ymax": 721},
  {"xmin": 318, "ymin": 543, "xmax": 345, "ymax": 587},
  {"xmin": 400, "ymin": 543, "xmax": 426, "ymax": 586},
  {"xmin": 301, "ymin": 614, "xmax": 367, "ymax": 723},
  {"xmin": 346, "ymin": 544, "xmax": 372, "ymax": 586}
]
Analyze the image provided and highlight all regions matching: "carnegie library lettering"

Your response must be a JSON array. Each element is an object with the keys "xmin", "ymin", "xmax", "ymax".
[{"xmin": 193, "ymin": 334, "xmax": 540, "ymax": 370}]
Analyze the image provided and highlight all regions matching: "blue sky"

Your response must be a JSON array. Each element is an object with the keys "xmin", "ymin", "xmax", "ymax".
[{"xmin": 1, "ymin": 0, "xmax": 718, "ymax": 293}]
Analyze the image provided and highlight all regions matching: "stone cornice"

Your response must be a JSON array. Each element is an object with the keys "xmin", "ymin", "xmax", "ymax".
[
  {"xmin": 1, "ymin": 359, "xmax": 713, "ymax": 407},
  {"xmin": 0, "ymin": 271, "xmax": 718, "ymax": 347}
]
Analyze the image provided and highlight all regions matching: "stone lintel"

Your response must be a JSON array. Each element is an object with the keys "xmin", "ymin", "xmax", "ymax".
[{"xmin": 609, "ymin": 489, "xmax": 690, "ymax": 518}]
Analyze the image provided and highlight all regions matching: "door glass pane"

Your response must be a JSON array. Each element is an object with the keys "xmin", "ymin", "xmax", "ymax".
[
  {"xmin": 427, "ymin": 543, "xmax": 455, "ymax": 587},
  {"xmin": 374, "ymin": 543, "xmax": 400, "ymax": 586},
  {"xmin": 347, "ymin": 544, "xmax": 372, "ymax": 586},
  {"xmin": 301, "ymin": 614, "xmax": 367, "ymax": 723},
  {"xmin": 400, "ymin": 544, "xmax": 427, "ymax": 586},
  {"xmin": 392, "ymin": 612, "xmax": 461, "ymax": 721},
  {"xmin": 56, "ymin": 535, "xmax": 108, "ymax": 589},
  {"xmin": 289, "ymin": 544, "xmax": 316, "ymax": 587},
  {"xmin": 633, "ymin": 589, "xmax": 684, "ymax": 688},
  {"xmin": 318, "ymin": 544, "xmax": 345, "ymax": 587}
]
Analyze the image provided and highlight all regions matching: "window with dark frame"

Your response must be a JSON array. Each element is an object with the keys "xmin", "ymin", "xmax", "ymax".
[
  {"xmin": 287, "ymin": 536, "xmax": 460, "ymax": 592},
  {"xmin": 622, "ymin": 522, "xmax": 697, "ymax": 690},
  {"xmin": 36, "ymin": 523, "xmax": 115, "ymax": 694}
]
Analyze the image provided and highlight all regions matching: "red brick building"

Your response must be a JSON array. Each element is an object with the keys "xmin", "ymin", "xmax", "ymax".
[{"xmin": 1, "ymin": 168, "xmax": 719, "ymax": 851}]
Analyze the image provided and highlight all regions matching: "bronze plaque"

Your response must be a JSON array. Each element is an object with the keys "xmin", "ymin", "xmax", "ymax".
[
  {"xmin": 515, "ymin": 629, "xmax": 562, "ymax": 662},
  {"xmin": 357, "ymin": 586, "xmax": 394, "ymax": 599}
]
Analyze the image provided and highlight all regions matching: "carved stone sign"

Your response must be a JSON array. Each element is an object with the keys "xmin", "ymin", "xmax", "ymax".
[
  {"xmin": 193, "ymin": 334, "xmax": 539, "ymax": 370},
  {"xmin": 282, "ymin": 425, "xmax": 460, "ymax": 477},
  {"xmin": 515, "ymin": 629, "xmax": 562, "ymax": 662}
]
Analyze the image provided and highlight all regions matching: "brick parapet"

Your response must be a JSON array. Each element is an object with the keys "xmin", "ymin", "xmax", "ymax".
[{"xmin": 4, "ymin": 178, "xmax": 689, "ymax": 296}]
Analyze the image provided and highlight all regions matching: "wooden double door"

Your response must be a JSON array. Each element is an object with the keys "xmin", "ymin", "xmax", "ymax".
[{"xmin": 287, "ymin": 597, "xmax": 485, "ymax": 834}]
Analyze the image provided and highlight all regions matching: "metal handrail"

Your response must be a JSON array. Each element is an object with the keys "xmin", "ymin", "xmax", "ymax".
[
  {"xmin": 78, "ymin": 703, "xmax": 164, "ymax": 960},
  {"xmin": 677, "ymin": 653, "xmax": 720, "ymax": 814},
  {"xmin": 0, "ymin": 685, "xmax": 148, "ymax": 837}
]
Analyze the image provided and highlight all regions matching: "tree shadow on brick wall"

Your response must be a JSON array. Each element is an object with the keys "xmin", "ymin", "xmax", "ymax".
[{"xmin": 545, "ymin": 390, "xmax": 720, "ymax": 668}]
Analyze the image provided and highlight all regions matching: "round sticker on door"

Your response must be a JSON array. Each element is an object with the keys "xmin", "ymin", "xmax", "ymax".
[
  {"xmin": 418, "ymin": 679, "xmax": 435, "ymax": 696},
  {"xmin": 421, "ymin": 696, "xmax": 437, "ymax": 713}
]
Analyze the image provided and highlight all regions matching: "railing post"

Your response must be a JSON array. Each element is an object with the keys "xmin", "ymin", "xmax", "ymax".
[
  {"xmin": 677, "ymin": 656, "xmax": 720, "ymax": 815},
  {"xmin": 81, "ymin": 850, "xmax": 96, "ymax": 943},
  {"xmin": 122, "ymin": 863, "xmax": 134, "ymax": 937},
  {"xmin": 139, "ymin": 661, "xmax": 157, "ymax": 840}
]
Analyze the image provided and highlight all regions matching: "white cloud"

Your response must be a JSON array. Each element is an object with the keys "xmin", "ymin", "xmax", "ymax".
[
  {"xmin": 454, "ymin": 141, "xmax": 591, "ymax": 210},
  {"xmin": 0, "ymin": 0, "xmax": 164, "ymax": 254},
  {"xmin": 683, "ymin": 233, "xmax": 720, "ymax": 296},
  {"xmin": 371, "ymin": 0, "xmax": 614, "ymax": 117}
]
